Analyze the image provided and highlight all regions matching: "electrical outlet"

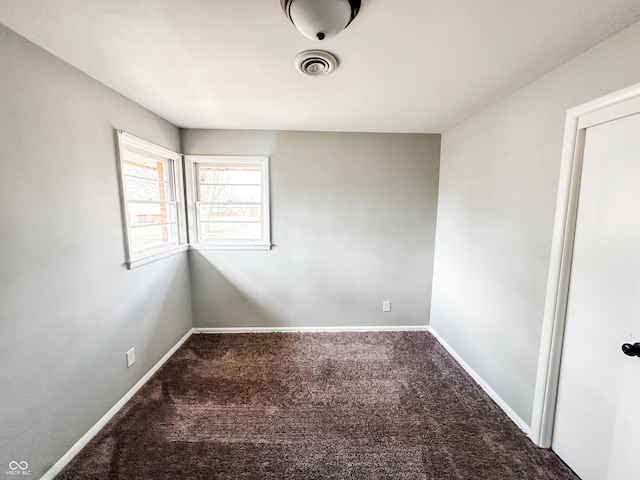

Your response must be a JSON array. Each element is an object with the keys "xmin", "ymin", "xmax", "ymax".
[
  {"xmin": 126, "ymin": 348, "xmax": 135, "ymax": 368},
  {"xmin": 383, "ymin": 301, "xmax": 391, "ymax": 312}
]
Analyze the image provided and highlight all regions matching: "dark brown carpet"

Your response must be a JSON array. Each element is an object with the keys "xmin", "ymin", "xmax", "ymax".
[{"xmin": 56, "ymin": 331, "xmax": 578, "ymax": 479}]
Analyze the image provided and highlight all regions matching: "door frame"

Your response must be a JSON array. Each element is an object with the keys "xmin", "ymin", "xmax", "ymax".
[{"xmin": 531, "ymin": 81, "xmax": 640, "ymax": 448}]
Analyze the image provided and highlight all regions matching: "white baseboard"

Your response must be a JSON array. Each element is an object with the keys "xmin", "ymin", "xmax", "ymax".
[
  {"xmin": 428, "ymin": 326, "xmax": 532, "ymax": 438},
  {"xmin": 193, "ymin": 325, "xmax": 430, "ymax": 334},
  {"xmin": 40, "ymin": 328, "xmax": 194, "ymax": 480}
]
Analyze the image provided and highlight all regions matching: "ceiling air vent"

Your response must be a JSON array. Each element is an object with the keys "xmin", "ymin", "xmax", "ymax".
[{"xmin": 295, "ymin": 50, "xmax": 338, "ymax": 77}]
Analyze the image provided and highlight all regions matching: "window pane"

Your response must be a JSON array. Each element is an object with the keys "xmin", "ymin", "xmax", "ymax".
[
  {"xmin": 123, "ymin": 152, "xmax": 168, "ymax": 181},
  {"xmin": 199, "ymin": 185, "xmax": 261, "ymax": 203},
  {"xmin": 125, "ymin": 177, "xmax": 170, "ymax": 202},
  {"xmin": 129, "ymin": 224, "xmax": 176, "ymax": 252},
  {"xmin": 117, "ymin": 133, "xmax": 187, "ymax": 266},
  {"xmin": 199, "ymin": 205, "xmax": 261, "ymax": 222},
  {"xmin": 198, "ymin": 166, "xmax": 261, "ymax": 185},
  {"xmin": 200, "ymin": 223, "xmax": 262, "ymax": 241},
  {"xmin": 189, "ymin": 156, "xmax": 269, "ymax": 246},
  {"xmin": 128, "ymin": 202, "xmax": 175, "ymax": 226}
]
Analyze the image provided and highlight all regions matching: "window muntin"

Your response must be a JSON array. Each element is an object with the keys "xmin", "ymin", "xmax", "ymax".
[
  {"xmin": 186, "ymin": 156, "xmax": 271, "ymax": 248},
  {"xmin": 117, "ymin": 132, "xmax": 186, "ymax": 267}
]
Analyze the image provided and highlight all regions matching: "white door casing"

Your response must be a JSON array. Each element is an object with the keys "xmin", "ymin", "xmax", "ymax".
[
  {"xmin": 531, "ymin": 82, "xmax": 640, "ymax": 450},
  {"xmin": 551, "ymin": 109, "xmax": 640, "ymax": 479}
]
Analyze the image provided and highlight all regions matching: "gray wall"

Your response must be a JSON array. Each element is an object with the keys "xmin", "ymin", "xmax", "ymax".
[
  {"xmin": 430, "ymin": 21, "xmax": 640, "ymax": 426},
  {"xmin": 0, "ymin": 24, "xmax": 192, "ymax": 478},
  {"xmin": 182, "ymin": 129, "xmax": 440, "ymax": 329}
]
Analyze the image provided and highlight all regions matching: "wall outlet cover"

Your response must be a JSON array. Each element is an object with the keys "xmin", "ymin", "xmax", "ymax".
[
  {"xmin": 126, "ymin": 348, "xmax": 135, "ymax": 368},
  {"xmin": 383, "ymin": 301, "xmax": 391, "ymax": 312}
]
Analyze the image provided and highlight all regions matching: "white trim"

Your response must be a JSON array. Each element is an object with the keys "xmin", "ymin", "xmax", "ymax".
[
  {"xmin": 193, "ymin": 325, "xmax": 430, "ymax": 334},
  {"xmin": 428, "ymin": 326, "xmax": 532, "ymax": 437},
  {"xmin": 531, "ymin": 81, "xmax": 640, "ymax": 448},
  {"xmin": 577, "ymin": 93, "xmax": 640, "ymax": 129},
  {"xmin": 190, "ymin": 244, "xmax": 272, "ymax": 251},
  {"xmin": 40, "ymin": 329, "xmax": 194, "ymax": 480},
  {"xmin": 127, "ymin": 244, "xmax": 188, "ymax": 269},
  {"xmin": 118, "ymin": 130, "xmax": 181, "ymax": 161}
]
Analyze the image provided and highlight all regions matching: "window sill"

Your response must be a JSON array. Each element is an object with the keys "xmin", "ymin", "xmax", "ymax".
[
  {"xmin": 190, "ymin": 243, "xmax": 272, "ymax": 251},
  {"xmin": 127, "ymin": 245, "xmax": 189, "ymax": 269},
  {"xmin": 126, "ymin": 243, "xmax": 271, "ymax": 269}
]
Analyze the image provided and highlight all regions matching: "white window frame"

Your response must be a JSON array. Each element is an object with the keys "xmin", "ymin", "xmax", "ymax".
[
  {"xmin": 116, "ymin": 131, "xmax": 188, "ymax": 268},
  {"xmin": 184, "ymin": 155, "xmax": 271, "ymax": 250}
]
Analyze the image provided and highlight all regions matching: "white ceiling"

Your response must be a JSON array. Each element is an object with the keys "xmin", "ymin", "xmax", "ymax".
[{"xmin": 1, "ymin": 0, "xmax": 639, "ymax": 133}]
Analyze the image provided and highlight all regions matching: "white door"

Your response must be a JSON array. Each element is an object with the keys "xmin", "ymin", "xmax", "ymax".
[{"xmin": 552, "ymin": 110, "xmax": 640, "ymax": 480}]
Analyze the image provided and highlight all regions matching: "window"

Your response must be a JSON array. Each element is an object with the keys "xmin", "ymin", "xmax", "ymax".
[
  {"xmin": 115, "ymin": 135, "xmax": 270, "ymax": 264},
  {"xmin": 185, "ymin": 156, "xmax": 271, "ymax": 249},
  {"xmin": 117, "ymin": 131, "xmax": 187, "ymax": 268}
]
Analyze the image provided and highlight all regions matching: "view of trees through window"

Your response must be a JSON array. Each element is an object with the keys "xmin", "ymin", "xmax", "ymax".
[
  {"xmin": 122, "ymin": 150, "xmax": 178, "ymax": 253},
  {"xmin": 197, "ymin": 165, "xmax": 263, "ymax": 241}
]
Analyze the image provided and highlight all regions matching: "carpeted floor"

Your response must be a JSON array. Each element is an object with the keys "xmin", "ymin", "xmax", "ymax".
[{"xmin": 56, "ymin": 331, "xmax": 578, "ymax": 479}]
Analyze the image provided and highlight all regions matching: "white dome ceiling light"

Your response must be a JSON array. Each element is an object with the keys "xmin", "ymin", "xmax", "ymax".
[
  {"xmin": 281, "ymin": 0, "xmax": 361, "ymax": 41},
  {"xmin": 294, "ymin": 50, "xmax": 339, "ymax": 77}
]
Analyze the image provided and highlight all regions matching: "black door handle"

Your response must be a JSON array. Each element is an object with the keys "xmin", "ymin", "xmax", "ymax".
[{"xmin": 621, "ymin": 342, "xmax": 640, "ymax": 357}]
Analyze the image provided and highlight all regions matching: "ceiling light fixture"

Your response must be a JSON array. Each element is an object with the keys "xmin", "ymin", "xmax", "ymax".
[{"xmin": 281, "ymin": 0, "xmax": 361, "ymax": 41}]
